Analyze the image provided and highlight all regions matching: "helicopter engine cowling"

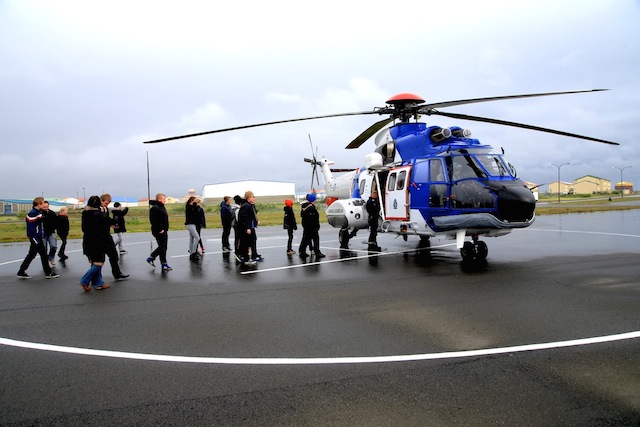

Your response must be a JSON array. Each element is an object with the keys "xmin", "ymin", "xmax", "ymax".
[{"xmin": 325, "ymin": 198, "xmax": 369, "ymax": 230}]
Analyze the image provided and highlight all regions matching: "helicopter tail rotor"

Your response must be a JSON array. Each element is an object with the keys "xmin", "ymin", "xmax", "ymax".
[{"xmin": 304, "ymin": 134, "xmax": 322, "ymax": 192}]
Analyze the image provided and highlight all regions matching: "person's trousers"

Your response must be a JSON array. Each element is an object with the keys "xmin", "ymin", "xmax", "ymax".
[
  {"xmin": 19, "ymin": 238, "xmax": 52, "ymax": 275},
  {"xmin": 151, "ymin": 232, "xmax": 168, "ymax": 264}
]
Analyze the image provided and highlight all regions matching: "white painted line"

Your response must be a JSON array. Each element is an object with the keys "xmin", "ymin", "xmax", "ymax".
[
  {"xmin": 527, "ymin": 228, "xmax": 640, "ymax": 239},
  {"xmin": 1, "ymin": 331, "xmax": 638, "ymax": 365},
  {"xmin": 240, "ymin": 243, "xmax": 457, "ymax": 275}
]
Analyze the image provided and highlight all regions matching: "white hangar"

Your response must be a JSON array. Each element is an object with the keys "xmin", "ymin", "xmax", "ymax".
[{"xmin": 201, "ymin": 180, "xmax": 295, "ymax": 205}]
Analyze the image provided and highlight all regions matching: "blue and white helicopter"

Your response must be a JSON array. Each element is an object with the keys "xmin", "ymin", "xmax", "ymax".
[{"xmin": 144, "ymin": 89, "xmax": 618, "ymax": 262}]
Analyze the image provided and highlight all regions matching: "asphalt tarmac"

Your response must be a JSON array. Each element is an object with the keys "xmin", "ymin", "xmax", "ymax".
[{"xmin": 1, "ymin": 210, "xmax": 639, "ymax": 426}]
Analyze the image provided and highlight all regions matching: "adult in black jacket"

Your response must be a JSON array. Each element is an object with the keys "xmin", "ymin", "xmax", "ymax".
[
  {"xmin": 236, "ymin": 191, "xmax": 261, "ymax": 263},
  {"xmin": 147, "ymin": 193, "xmax": 171, "ymax": 271},
  {"xmin": 220, "ymin": 196, "xmax": 233, "ymax": 252},
  {"xmin": 366, "ymin": 191, "xmax": 381, "ymax": 251},
  {"xmin": 299, "ymin": 193, "xmax": 325, "ymax": 259},
  {"xmin": 80, "ymin": 195, "xmax": 111, "ymax": 290}
]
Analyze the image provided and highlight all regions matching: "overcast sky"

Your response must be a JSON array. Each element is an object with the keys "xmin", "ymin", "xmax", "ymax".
[{"xmin": 1, "ymin": 0, "xmax": 639, "ymax": 200}]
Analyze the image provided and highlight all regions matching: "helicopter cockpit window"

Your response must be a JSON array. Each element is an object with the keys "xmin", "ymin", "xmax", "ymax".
[
  {"xmin": 397, "ymin": 170, "xmax": 407, "ymax": 190},
  {"xmin": 452, "ymin": 155, "xmax": 486, "ymax": 181},
  {"xmin": 359, "ymin": 179, "xmax": 366, "ymax": 197},
  {"xmin": 387, "ymin": 173, "xmax": 397, "ymax": 191},
  {"xmin": 474, "ymin": 154, "xmax": 512, "ymax": 178}
]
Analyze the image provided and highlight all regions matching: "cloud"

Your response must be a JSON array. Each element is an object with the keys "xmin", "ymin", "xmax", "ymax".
[{"xmin": 1, "ymin": 0, "xmax": 639, "ymax": 199}]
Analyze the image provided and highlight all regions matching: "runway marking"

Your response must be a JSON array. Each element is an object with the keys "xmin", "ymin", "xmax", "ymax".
[
  {"xmin": 240, "ymin": 243, "xmax": 456, "ymax": 275},
  {"xmin": 528, "ymin": 228, "xmax": 640, "ymax": 239},
  {"xmin": 1, "ymin": 331, "xmax": 638, "ymax": 365}
]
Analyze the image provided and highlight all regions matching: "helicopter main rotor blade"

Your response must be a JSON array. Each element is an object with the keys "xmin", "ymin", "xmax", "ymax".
[
  {"xmin": 428, "ymin": 110, "xmax": 619, "ymax": 145},
  {"xmin": 345, "ymin": 117, "xmax": 395, "ymax": 149},
  {"xmin": 143, "ymin": 111, "xmax": 378, "ymax": 144},
  {"xmin": 421, "ymin": 89, "xmax": 609, "ymax": 110}
]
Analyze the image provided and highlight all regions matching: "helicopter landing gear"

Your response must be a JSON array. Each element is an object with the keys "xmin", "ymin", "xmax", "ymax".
[{"xmin": 460, "ymin": 235, "xmax": 488, "ymax": 262}]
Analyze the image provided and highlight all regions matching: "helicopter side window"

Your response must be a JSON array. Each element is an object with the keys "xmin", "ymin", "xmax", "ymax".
[
  {"xmin": 428, "ymin": 159, "xmax": 447, "ymax": 207},
  {"xmin": 429, "ymin": 159, "xmax": 445, "ymax": 182},
  {"xmin": 387, "ymin": 173, "xmax": 397, "ymax": 192},
  {"xmin": 397, "ymin": 170, "xmax": 406, "ymax": 190},
  {"xmin": 359, "ymin": 179, "xmax": 366, "ymax": 197}
]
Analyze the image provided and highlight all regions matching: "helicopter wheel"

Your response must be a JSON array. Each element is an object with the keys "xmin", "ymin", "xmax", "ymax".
[{"xmin": 460, "ymin": 240, "xmax": 488, "ymax": 262}]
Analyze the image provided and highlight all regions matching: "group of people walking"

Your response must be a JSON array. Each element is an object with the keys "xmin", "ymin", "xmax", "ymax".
[
  {"xmin": 16, "ymin": 190, "xmax": 383, "ymax": 287},
  {"xmin": 17, "ymin": 194, "xmax": 130, "ymax": 290}
]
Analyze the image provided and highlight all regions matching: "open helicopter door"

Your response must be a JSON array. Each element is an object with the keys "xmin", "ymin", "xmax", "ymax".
[{"xmin": 384, "ymin": 165, "xmax": 411, "ymax": 220}]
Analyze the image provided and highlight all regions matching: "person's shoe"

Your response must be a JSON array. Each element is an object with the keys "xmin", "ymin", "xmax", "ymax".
[
  {"xmin": 80, "ymin": 282, "xmax": 91, "ymax": 291},
  {"xmin": 95, "ymin": 283, "xmax": 110, "ymax": 290},
  {"xmin": 162, "ymin": 264, "xmax": 172, "ymax": 271},
  {"xmin": 223, "ymin": 247, "xmax": 231, "ymax": 253},
  {"xmin": 116, "ymin": 274, "xmax": 129, "ymax": 281},
  {"xmin": 287, "ymin": 250, "xmax": 296, "ymax": 255},
  {"xmin": 315, "ymin": 253, "xmax": 326, "ymax": 258},
  {"xmin": 252, "ymin": 256, "xmax": 264, "ymax": 262},
  {"xmin": 59, "ymin": 255, "xmax": 68, "ymax": 261},
  {"xmin": 189, "ymin": 253, "xmax": 200, "ymax": 262},
  {"xmin": 46, "ymin": 272, "xmax": 60, "ymax": 279},
  {"xmin": 119, "ymin": 250, "xmax": 128, "ymax": 254},
  {"xmin": 299, "ymin": 252, "xmax": 308, "ymax": 259},
  {"xmin": 17, "ymin": 271, "xmax": 32, "ymax": 279},
  {"xmin": 147, "ymin": 257, "xmax": 156, "ymax": 267}
]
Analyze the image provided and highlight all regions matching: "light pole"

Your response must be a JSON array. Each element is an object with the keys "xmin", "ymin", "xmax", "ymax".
[
  {"xmin": 613, "ymin": 166, "xmax": 632, "ymax": 199},
  {"xmin": 551, "ymin": 163, "xmax": 570, "ymax": 204}
]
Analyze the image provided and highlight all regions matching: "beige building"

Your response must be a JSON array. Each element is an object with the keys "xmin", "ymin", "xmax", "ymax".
[
  {"xmin": 573, "ymin": 175, "xmax": 611, "ymax": 194},
  {"xmin": 614, "ymin": 181, "xmax": 634, "ymax": 195},
  {"xmin": 547, "ymin": 181, "xmax": 573, "ymax": 195}
]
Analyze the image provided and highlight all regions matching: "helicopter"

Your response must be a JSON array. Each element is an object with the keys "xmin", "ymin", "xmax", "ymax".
[{"xmin": 144, "ymin": 89, "xmax": 619, "ymax": 262}]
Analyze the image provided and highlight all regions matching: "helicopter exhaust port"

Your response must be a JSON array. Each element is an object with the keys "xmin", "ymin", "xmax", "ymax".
[
  {"xmin": 429, "ymin": 127, "xmax": 452, "ymax": 143},
  {"xmin": 451, "ymin": 128, "xmax": 472, "ymax": 138}
]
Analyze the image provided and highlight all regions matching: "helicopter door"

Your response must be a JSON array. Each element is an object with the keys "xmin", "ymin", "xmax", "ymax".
[{"xmin": 384, "ymin": 165, "xmax": 411, "ymax": 220}]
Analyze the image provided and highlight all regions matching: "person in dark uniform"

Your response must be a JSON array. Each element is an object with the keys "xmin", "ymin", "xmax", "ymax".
[
  {"xmin": 366, "ymin": 191, "xmax": 382, "ymax": 251},
  {"xmin": 299, "ymin": 193, "xmax": 325, "ymax": 259},
  {"xmin": 147, "ymin": 193, "xmax": 172, "ymax": 271}
]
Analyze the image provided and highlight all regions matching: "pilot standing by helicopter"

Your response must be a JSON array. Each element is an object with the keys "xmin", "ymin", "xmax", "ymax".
[{"xmin": 366, "ymin": 191, "xmax": 381, "ymax": 252}]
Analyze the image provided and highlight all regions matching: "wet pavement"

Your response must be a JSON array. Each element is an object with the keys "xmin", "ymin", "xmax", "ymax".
[{"xmin": 1, "ymin": 210, "xmax": 639, "ymax": 426}]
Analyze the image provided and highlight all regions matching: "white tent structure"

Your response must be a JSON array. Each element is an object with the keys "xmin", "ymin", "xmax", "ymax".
[{"xmin": 201, "ymin": 180, "xmax": 295, "ymax": 205}]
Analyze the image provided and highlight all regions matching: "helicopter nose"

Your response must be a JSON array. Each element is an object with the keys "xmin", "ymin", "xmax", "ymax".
[{"xmin": 492, "ymin": 181, "xmax": 536, "ymax": 222}]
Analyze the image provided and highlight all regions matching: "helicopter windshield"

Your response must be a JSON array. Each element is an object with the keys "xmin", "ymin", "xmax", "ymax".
[
  {"xmin": 474, "ymin": 154, "xmax": 513, "ymax": 178},
  {"xmin": 450, "ymin": 154, "xmax": 487, "ymax": 181}
]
